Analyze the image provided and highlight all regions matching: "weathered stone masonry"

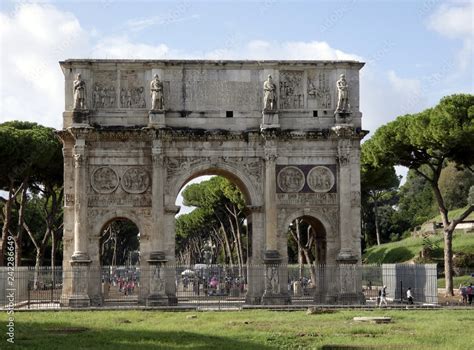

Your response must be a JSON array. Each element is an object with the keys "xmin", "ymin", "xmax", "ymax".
[{"xmin": 57, "ymin": 59, "xmax": 367, "ymax": 306}]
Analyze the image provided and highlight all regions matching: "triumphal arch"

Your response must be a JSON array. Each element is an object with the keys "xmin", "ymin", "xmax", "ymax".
[{"xmin": 57, "ymin": 59, "xmax": 367, "ymax": 307}]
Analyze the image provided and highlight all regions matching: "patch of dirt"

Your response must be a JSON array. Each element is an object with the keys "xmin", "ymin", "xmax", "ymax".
[
  {"xmin": 116, "ymin": 319, "xmax": 131, "ymax": 324},
  {"xmin": 307, "ymin": 307, "xmax": 338, "ymax": 315}
]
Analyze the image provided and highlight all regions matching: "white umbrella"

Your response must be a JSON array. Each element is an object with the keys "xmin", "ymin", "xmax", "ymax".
[{"xmin": 181, "ymin": 269, "xmax": 195, "ymax": 276}]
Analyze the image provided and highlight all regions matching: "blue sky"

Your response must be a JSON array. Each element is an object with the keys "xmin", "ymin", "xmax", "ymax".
[
  {"xmin": 0, "ymin": 0, "xmax": 473, "ymax": 209},
  {"xmin": 1, "ymin": 0, "xmax": 472, "ymax": 132}
]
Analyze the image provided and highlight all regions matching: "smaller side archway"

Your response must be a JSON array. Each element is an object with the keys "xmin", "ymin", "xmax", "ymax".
[{"xmin": 87, "ymin": 211, "xmax": 146, "ymax": 305}]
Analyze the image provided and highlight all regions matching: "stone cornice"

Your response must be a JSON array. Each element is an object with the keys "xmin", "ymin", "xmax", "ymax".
[
  {"xmin": 55, "ymin": 126, "xmax": 369, "ymax": 144},
  {"xmin": 60, "ymin": 59, "xmax": 365, "ymax": 71}
]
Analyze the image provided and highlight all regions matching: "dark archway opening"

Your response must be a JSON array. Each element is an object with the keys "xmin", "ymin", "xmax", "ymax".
[
  {"xmin": 99, "ymin": 218, "xmax": 140, "ymax": 302},
  {"xmin": 287, "ymin": 215, "xmax": 327, "ymax": 297}
]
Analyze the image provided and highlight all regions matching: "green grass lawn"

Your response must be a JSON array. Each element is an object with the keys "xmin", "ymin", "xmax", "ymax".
[
  {"xmin": 363, "ymin": 232, "xmax": 474, "ymax": 264},
  {"xmin": 438, "ymin": 275, "xmax": 474, "ymax": 289},
  {"xmin": 7, "ymin": 309, "xmax": 474, "ymax": 349}
]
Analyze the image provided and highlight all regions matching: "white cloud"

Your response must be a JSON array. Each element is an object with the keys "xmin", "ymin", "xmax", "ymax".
[
  {"xmin": 0, "ymin": 4, "xmax": 89, "ymax": 129},
  {"xmin": 91, "ymin": 36, "xmax": 172, "ymax": 59},
  {"xmin": 203, "ymin": 40, "xmax": 363, "ymax": 61},
  {"xmin": 426, "ymin": 1, "xmax": 474, "ymax": 74},
  {"xmin": 427, "ymin": 2, "xmax": 473, "ymax": 39}
]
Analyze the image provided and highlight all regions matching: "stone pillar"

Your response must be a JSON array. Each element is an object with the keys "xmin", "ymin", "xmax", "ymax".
[
  {"xmin": 245, "ymin": 206, "xmax": 265, "ymax": 305},
  {"xmin": 331, "ymin": 126, "xmax": 365, "ymax": 305},
  {"xmin": 71, "ymin": 139, "xmax": 90, "ymax": 261},
  {"xmin": 334, "ymin": 127, "xmax": 358, "ymax": 263},
  {"xmin": 261, "ymin": 137, "xmax": 290, "ymax": 305},
  {"xmin": 146, "ymin": 251, "xmax": 171, "ymax": 306},
  {"xmin": 264, "ymin": 146, "xmax": 278, "ymax": 252},
  {"xmin": 145, "ymin": 137, "xmax": 177, "ymax": 305},
  {"xmin": 69, "ymin": 137, "xmax": 91, "ymax": 307}
]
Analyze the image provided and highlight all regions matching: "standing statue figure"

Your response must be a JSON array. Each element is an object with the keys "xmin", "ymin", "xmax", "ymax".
[
  {"xmin": 263, "ymin": 75, "xmax": 277, "ymax": 112},
  {"xmin": 73, "ymin": 73, "xmax": 86, "ymax": 110},
  {"xmin": 336, "ymin": 74, "xmax": 349, "ymax": 112},
  {"xmin": 150, "ymin": 74, "xmax": 164, "ymax": 111}
]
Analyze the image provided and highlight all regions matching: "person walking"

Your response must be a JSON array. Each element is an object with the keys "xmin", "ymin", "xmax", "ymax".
[
  {"xmin": 407, "ymin": 287, "xmax": 414, "ymax": 304},
  {"xmin": 379, "ymin": 285, "xmax": 388, "ymax": 307}
]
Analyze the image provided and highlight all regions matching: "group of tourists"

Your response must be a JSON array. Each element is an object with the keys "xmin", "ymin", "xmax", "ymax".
[{"xmin": 459, "ymin": 283, "xmax": 473, "ymax": 305}]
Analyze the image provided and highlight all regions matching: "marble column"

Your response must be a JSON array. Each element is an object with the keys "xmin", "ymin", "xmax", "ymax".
[
  {"xmin": 264, "ymin": 147, "xmax": 278, "ymax": 252},
  {"xmin": 336, "ymin": 137, "xmax": 357, "ymax": 262},
  {"xmin": 261, "ymin": 138, "xmax": 290, "ymax": 305},
  {"xmin": 146, "ymin": 137, "xmax": 176, "ymax": 305},
  {"xmin": 71, "ymin": 139, "xmax": 90, "ymax": 262},
  {"xmin": 69, "ymin": 137, "xmax": 91, "ymax": 307}
]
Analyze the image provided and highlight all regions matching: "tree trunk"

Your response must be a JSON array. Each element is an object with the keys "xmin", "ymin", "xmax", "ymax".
[
  {"xmin": 373, "ymin": 198, "xmax": 381, "ymax": 246},
  {"xmin": 14, "ymin": 182, "xmax": 28, "ymax": 266},
  {"xmin": 443, "ymin": 228, "xmax": 454, "ymax": 296},
  {"xmin": 296, "ymin": 220, "xmax": 303, "ymax": 279},
  {"xmin": 0, "ymin": 181, "xmax": 17, "ymax": 266},
  {"xmin": 33, "ymin": 246, "xmax": 46, "ymax": 290},
  {"xmin": 219, "ymin": 220, "xmax": 234, "ymax": 267}
]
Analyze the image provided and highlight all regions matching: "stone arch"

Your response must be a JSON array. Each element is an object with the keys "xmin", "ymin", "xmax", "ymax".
[
  {"xmin": 169, "ymin": 161, "xmax": 263, "ymax": 208},
  {"xmin": 280, "ymin": 208, "xmax": 334, "ymax": 265},
  {"xmin": 281, "ymin": 208, "xmax": 334, "ymax": 240},
  {"xmin": 91, "ymin": 209, "xmax": 146, "ymax": 239}
]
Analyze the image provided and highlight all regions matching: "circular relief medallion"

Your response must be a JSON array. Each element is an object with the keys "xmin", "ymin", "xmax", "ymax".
[
  {"xmin": 91, "ymin": 167, "xmax": 119, "ymax": 194},
  {"xmin": 277, "ymin": 166, "xmax": 305, "ymax": 193},
  {"xmin": 121, "ymin": 167, "xmax": 150, "ymax": 194},
  {"xmin": 307, "ymin": 166, "xmax": 335, "ymax": 193}
]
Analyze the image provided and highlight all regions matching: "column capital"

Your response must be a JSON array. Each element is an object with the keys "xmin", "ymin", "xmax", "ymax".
[{"xmin": 337, "ymin": 139, "xmax": 351, "ymax": 166}]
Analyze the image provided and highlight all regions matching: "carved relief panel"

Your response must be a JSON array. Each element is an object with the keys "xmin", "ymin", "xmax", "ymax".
[
  {"xmin": 92, "ymin": 71, "xmax": 118, "ymax": 109},
  {"xmin": 121, "ymin": 167, "xmax": 151, "ymax": 194},
  {"xmin": 307, "ymin": 70, "xmax": 332, "ymax": 109},
  {"xmin": 276, "ymin": 165, "xmax": 336, "ymax": 193},
  {"xmin": 279, "ymin": 71, "xmax": 304, "ymax": 109},
  {"xmin": 91, "ymin": 166, "xmax": 120, "ymax": 194},
  {"xmin": 120, "ymin": 71, "xmax": 146, "ymax": 109},
  {"xmin": 89, "ymin": 165, "xmax": 151, "ymax": 207}
]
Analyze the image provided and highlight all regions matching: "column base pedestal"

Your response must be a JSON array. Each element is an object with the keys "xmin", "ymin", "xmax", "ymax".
[
  {"xmin": 261, "ymin": 293, "xmax": 291, "ymax": 305},
  {"xmin": 245, "ymin": 295, "xmax": 262, "ymax": 305},
  {"xmin": 336, "ymin": 252, "xmax": 359, "ymax": 264},
  {"xmin": 148, "ymin": 110, "xmax": 166, "ymax": 128},
  {"xmin": 260, "ymin": 112, "xmax": 280, "ymax": 130},
  {"xmin": 146, "ymin": 294, "xmax": 177, "ymax": 306},
  {"xmin": 334, "ymin": 111, "xmax": 352, "ymax": 125},
  {"xmin": 71, "ymin": 110, "xmax": 91, "ymax": 127},
  {"xmin": 68, "ymin": 295, "xmax": 91, "ymax": 308}
]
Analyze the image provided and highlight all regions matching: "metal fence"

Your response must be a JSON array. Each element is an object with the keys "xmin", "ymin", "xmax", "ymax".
[{"xmin": 0, "ymin": 264, "xmax": 443, "ymax": 310}]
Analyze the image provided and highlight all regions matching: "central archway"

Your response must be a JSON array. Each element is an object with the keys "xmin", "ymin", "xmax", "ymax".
[{"xmin": 168, "ymin": 163, "xmax": 264, "ymax": 305}]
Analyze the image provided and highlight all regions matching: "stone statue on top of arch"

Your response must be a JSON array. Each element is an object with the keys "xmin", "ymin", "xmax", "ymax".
[
  {"xmin": 263, "ymin": 75, "xmax": 277, "ymax": 112},
  {"xmin": 150, "ymin": 74, "xmax": 164, "ymax": 111},
  {"xmin": 73, "ymin": 73, "xmax": 87, "ymax": 110},
  {"xmin": 335, "ymin": 74, "xmax": 350, "ymax": 114}
]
